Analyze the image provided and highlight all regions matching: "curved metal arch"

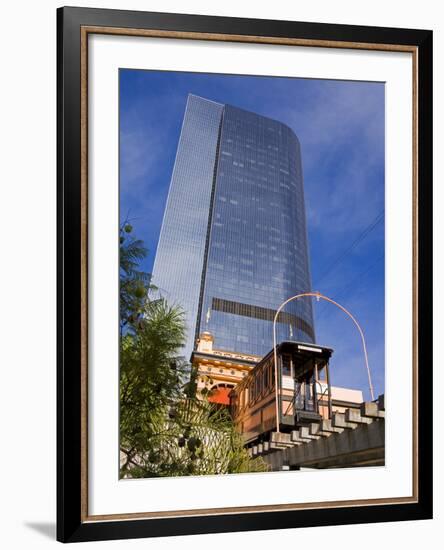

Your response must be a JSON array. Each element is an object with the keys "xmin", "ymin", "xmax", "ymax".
[{"xmin": 272, "ymin": 291, "xmax": 375, "ymax": 433}]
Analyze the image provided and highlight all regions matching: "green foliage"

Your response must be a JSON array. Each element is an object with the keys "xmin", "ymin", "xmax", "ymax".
[
  {"xmin": 119, "ymin": 226, "xmax": 269, "ymax": 478},
  {"xmin": 120, "ymin": 299, "xmax": 189, "ymax": 458},
  {"xmin": 121, "ymin": 397, "xmax": 268, "ymax": 478},
  {"xmin": 119, "ymin": 223, "xmax": 154, "ymax": 333}
]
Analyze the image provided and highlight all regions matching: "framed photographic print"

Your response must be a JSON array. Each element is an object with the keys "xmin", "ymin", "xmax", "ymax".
[{"xmin": 57, "ymin": 6, "xmax": 433, "ymax": 543}]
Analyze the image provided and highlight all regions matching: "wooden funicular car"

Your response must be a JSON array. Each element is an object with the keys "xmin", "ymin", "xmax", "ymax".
[{"xmin": 229, "ymin": 341, "xmax": 333, "ymax": 447}]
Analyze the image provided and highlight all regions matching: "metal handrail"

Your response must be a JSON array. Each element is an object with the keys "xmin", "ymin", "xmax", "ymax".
[
  {"xmin": 284, "ymin": 379, "xmax": 330, "ymax": 418},
  {"xmin": 314, "ymin": 380, "xmax": 331, "ymax": 419}
]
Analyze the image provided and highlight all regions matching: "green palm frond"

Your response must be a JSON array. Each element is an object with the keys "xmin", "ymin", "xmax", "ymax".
[{"xmin": 119, "ymin": 228, "xmax": 268, "ymax": 478}]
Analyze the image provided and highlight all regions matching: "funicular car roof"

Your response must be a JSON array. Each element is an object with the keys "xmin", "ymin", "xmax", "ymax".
[{"xmin": 277, "ymin": 341, "xmax": 333, "ymax": 374}]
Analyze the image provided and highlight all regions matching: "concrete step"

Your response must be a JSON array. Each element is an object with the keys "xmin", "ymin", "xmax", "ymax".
[
  {"xmin": 299, "ymin": 426, "xmax": 321, "ymax": 440},
  {"xmin": 309, "ymin": 422, "xmax": 332, "ymax": 438},
  {"xmin": 320, "ymin": 419, "xmax": 344, "ymax": 434},
  {"xmin": 270, "ymin": 432, "xmax": 294, "ymax": 448},
  {"xmin": 361, "ymin": 401, "xmax": 385, "ymax": 418},
  {"xmin": 332, "ymin": 412, "xmax": 357, "ymax": 430},
  {"xmin": 291, "ymin": 430, "xmax": 305, "ymax": 443},
  {"xmin": 345, "ymin": 408, "xmax": 373, "ymax": 424}
]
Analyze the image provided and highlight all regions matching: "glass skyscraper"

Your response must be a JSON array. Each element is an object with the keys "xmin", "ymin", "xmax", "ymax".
[{"xmin": 152, "ymin": 94, "xmax": 314, "ymax": 360}]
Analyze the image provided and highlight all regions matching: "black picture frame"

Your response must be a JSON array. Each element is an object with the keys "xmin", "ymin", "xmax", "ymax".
[{"xmin": 57, "ymin": 5, "xmax": 433, "ymax": 543}]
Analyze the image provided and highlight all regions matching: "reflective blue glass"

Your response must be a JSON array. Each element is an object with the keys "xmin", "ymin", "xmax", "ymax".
[
  {"xmin": 200, "ymin": 104, "xmax": 314, "ymax": 356},
  {"xmin": 152, "ymin": 95, "xmax": 314, "ymax": 359},
  {"xmin": 151, "ymin": 95, "xmax": 224, "ymax": 359}
]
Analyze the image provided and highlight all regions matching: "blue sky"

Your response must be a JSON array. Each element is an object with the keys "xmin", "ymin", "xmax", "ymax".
[{"xmin": 120, "ymin": 69, "xmax": 385, "ymax": 400}]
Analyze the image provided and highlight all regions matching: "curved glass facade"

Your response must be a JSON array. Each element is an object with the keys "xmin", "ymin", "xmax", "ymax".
[{"xmin": 152, "ymin": 95, "xmax": 314, "ymax": 359}]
